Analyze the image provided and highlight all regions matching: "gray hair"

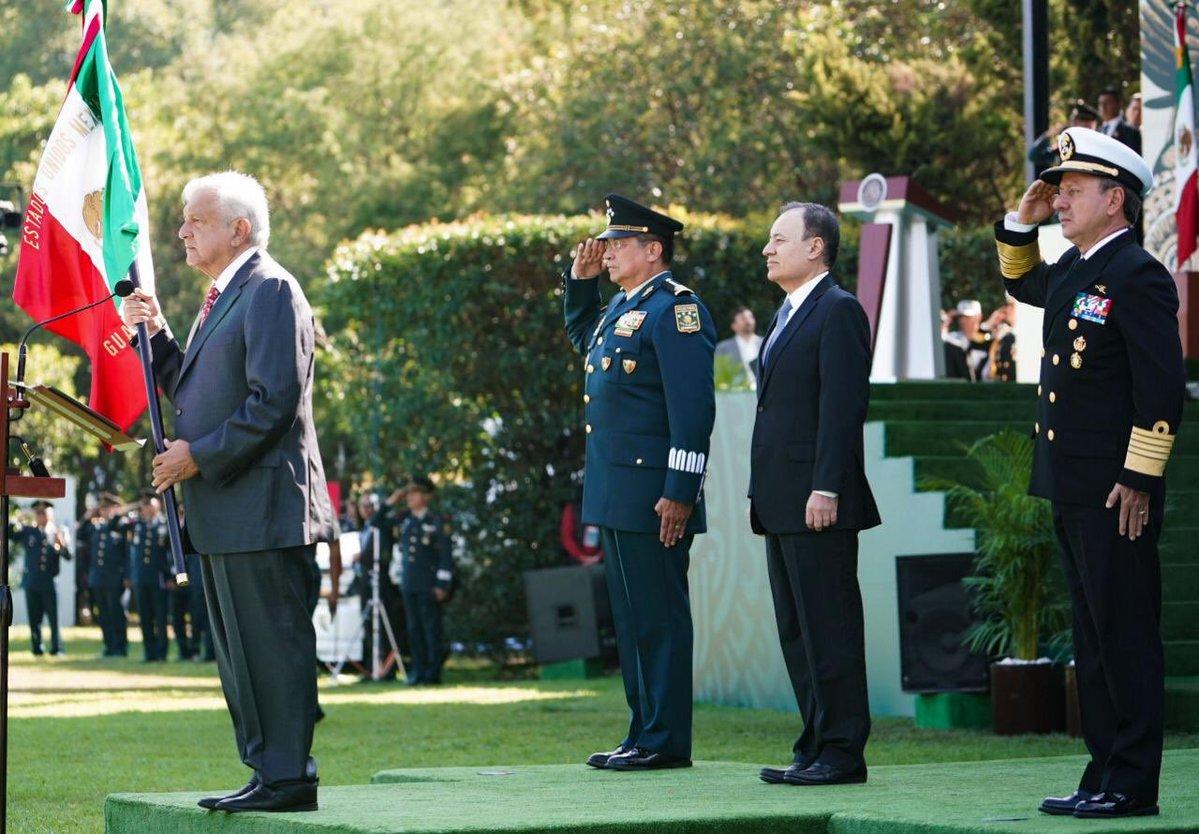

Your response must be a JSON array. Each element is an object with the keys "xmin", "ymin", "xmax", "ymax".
[{"xmin": 182, "ymin": 170, "xmax": 270, "ymax": 248}]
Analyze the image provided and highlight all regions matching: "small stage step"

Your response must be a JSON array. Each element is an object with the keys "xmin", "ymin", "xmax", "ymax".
[{"xmin": 106, "ymin": 749, "xmax": 1199, "ymax": 833}]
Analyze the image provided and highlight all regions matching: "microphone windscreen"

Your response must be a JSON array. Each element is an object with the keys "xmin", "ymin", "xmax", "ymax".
[{"xmin": 113, "ymin": 279, "xmax": 135, "ymax": 297}]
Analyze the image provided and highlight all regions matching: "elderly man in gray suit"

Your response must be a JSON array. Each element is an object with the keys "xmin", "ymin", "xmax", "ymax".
[{"xmin": 122, "ymin": 170, "xmax": 335, "ymax": 814}]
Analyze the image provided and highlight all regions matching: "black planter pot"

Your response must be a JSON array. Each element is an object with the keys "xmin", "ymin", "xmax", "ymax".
[{"xmin": 990, "ymin": 660, "xmax": 1066, "ymax": 735}]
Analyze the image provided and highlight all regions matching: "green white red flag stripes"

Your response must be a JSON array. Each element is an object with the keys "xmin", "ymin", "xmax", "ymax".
[
  {"xmin": 13, "ymin": 0, "xmax": 152, "ymax": 431},
  {"xmin": 1175, "ymin": 2, "xmax": 1199, "ymax": 270}
]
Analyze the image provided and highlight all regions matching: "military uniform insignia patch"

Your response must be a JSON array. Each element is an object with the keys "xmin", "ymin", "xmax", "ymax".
[
  {"xmin": 1070, "ymin": 352, "xmax": 1083, "ymax": 369},
  {"xmin": 674, "ymin": 303, "xmax": 700, "ymax": 333},
  {"xmin": 614, "ymin": 310, "xmax": 648, "ymax": 337},
  {"xmin": 1094, "ymin": 284, "xmax": 1107, "ymax": 295},
  {"xmin": 601, "ymin": 356, "xmax": 612, "ymax": 371},
  {"xmin": 622, "ymin": 359, "xmax": 637, "ymax": 374},
  {"xmin": 1071, "ymin": 292, "xmax": 1112, "ymax": 325},
  {"xmin": 1073, "ymin": 336, "xmax": 1087, "ymax": 352},
  {"xmin": 1059, "ymin": 131, "xmax": 1075, "ymax": 160}
]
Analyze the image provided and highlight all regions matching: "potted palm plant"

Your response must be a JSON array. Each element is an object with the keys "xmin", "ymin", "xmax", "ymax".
[{"xmin": 927, "ymin": 430, "xmax": 1070, "ymax": 735}]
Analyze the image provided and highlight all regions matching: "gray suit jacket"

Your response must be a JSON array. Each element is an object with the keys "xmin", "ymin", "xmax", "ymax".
[
  {"xmin": 714, "ymin": 336, "xmax": 758, "ymax": 387},
  {"xmin": 150, "ymin": 251, "xmax": 336, "ymax": 556}
]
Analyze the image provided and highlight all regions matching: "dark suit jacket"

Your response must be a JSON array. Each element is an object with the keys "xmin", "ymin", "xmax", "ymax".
[
  {"xmin": 150, "ymin": 251, "xmax": 336, "ymax": 556},
  {"xmin": 748, "ymin": 275, "xmax": 881, "ymax": 535}
]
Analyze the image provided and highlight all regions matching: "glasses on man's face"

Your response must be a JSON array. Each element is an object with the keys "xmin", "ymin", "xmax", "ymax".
[{"xmin": 605, "ymin": 238, "xmax": 642, "ymax": 253}]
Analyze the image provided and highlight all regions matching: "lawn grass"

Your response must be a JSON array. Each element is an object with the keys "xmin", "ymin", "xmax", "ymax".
[{"xmin": 8, "ymin": 628, "xmax": 1199, "ymax": 833}]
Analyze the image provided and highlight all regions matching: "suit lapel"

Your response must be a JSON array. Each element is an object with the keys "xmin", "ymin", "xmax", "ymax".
[
  {"xmin": 759, "ymin": 275, "xmax": 833, "ymax": 394},
  {"xmin": 1042, "ymin": 230, "xmax": 1132, "ymax": 329},
  {"xmin": 178, "ymin": 252, "xmax": 259, "ymax": 382}
]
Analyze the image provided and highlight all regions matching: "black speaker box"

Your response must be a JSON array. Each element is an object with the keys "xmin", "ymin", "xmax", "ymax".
[
  {"xmin": 896, "ymin": 553, "xmax": 990, "ymax": 693},
  {"xmin": 523, "ymin": 564, "xmax": 614, "ymax": 664}
]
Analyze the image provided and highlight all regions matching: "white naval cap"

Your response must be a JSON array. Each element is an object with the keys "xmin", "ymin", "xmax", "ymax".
[{"xmin": 1041, "ymin": 127, "xmax": 1154, "ymax": 197}]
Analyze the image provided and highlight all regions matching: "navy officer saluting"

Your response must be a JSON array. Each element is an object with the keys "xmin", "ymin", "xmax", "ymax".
[
  {"xmin": 563, "ymin": 194, "xmax": 716, "ymax": 771},
  {"xmin": 996, "ymin": 127, "xmax": 1185, "ymax": 819}
]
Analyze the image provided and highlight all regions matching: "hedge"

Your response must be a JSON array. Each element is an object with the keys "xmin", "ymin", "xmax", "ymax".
[{"xmin": 318, "ymin": 211, "xmax": 1005, "ymax": 655}]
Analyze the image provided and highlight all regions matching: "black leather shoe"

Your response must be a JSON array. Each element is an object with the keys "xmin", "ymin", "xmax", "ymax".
[
  {"xmin": 1073, "ymin": 792, "xmax": 1159, "ymax": 818},
  {"xmin": 606, "ymin": 747, "xmax": 692, "ymax": 771},
  {"xmin": 198, "ymin": 775, "xmax": 260, "ymax": 810},
  {"xmin": 759, "ymin": 760, "xmax": 813, "ymax": 784},
  {"xmin": 782, "ymin": 762, "xmax": 866, "ymax": 785},
  {"xmin": 215, "ymin": 780, "xmax": 318, "ymax": 813},
  {"xmin": 1038, "ymin": 790, "xmax": 1097, "ymax": 816},
  {"xmin": 586, "ymin": 745, "xmax": 630, "ymax": 769}
]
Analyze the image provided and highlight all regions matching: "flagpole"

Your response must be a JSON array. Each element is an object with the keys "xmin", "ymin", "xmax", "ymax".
[{"xmin": 126, "ymin": 262, "xmax": 188, "ymax": 586}]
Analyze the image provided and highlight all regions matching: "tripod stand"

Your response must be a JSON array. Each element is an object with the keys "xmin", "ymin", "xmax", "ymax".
[{"xmin": 327, "ymin": 528, "xmax": 404, "ymax": 682}]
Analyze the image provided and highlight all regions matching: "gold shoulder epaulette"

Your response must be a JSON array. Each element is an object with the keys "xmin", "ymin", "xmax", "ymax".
[
  {"xmin": 1125, "ymin": 421, "xmax": 1177, "ymax": 477},
  {"xmin": 996, "ymin": 238, "xmax": 1042, "ymax": 280},
  {"xmin": 664, "ymin": 279, "xmax": 693, "ymax": 296}
]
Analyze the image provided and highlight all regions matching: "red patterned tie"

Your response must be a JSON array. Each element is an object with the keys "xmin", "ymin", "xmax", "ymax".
[{"xmin": 198, "ymin": 284, "xmax": 220, "ymax": 325}]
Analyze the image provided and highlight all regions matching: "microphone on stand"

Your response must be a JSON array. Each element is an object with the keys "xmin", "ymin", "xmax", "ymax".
[{"xmin": 16, "ymin": 279, "xmax": 135, "ymax": 385}]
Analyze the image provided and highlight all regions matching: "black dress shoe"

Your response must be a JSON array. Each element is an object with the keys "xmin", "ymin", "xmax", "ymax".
[
  {"xmin": 586, "ymin": 745, "xmax": 631, "ymax": 769},
  {"xmin": 198, "ymin": 775, "xmax": 260, "ymax": 810},
  {"xmin": 214, "ymin": 780, "xmax": 318, "ymax": 813},
  {"xmin": 1038, "ymin": 790, "xmax": 1097, "ymax": 816},
  {"xmin": 606, "ymin": 747, "xmax": 692, "ymax": 771},
  {"xmin": 782, "ymin": 762, "xmax": 866, "ymax": 786},
  {"xmin": 1073, "ymin": 792, "xmax": 1159, "ymax": 818},
  {"xmin": 759, "ymin": 760, "xmax": 813, "ymax": 784}
]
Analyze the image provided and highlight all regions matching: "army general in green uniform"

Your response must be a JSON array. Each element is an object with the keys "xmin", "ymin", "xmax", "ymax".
[{"xmin": 563, "ymin": 194, "xmax": 716, "ymax": 771}]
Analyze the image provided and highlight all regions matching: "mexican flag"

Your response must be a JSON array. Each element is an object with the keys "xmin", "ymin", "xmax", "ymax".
[
  {"xmin": 13, "ymin": 0, "xmax": 151, "ymax": 431},
  {"xmin": 1176, "ymin": 2, "xmax": 1199, "ymax": 270}
]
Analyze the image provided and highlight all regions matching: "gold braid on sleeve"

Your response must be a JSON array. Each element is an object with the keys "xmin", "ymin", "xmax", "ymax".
[
  {"xmin": 996, "ymin": 239, "xmax": 1042, "ymax": 280},
  {"xmin": 1125, "ymin": 421, "xmax": 1177, "ymax": 477}
]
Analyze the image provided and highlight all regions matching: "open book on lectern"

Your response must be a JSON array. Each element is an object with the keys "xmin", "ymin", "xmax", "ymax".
[{"xmin": 17, "ymin": 382, "xmax": 143, "ymax": 452}]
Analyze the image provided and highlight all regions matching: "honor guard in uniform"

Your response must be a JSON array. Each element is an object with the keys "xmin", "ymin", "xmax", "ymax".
[
  {"xmin": 562, "ymin": 194, "xmax": 716, "ymax": 770},
  {"xmin": 89, "ymin": 495, "xmax": 130, "ymax": 657},
  {"xmin": 75, "ymin": 507, "xmax": 104, "ymax": 626},
  {"xmin": 9, "ymin": 501, "xmax": 69, "ymax": 656},
  {"xmin": 389, "ymin": 477, "xmax": 453, "ymax": 685},
  {"xmin": 130, "ymin": 495, "xmax": 170, "ymax": 662},
  {"xmin": 996, "ymin": 127, "xmax": 1185, "ymax": 819}
]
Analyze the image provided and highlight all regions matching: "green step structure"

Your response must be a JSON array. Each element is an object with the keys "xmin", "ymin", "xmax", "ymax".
[
  {"xmin": 104, "ymin": 750, "xmax": 1199, "ymax": 833},
  {"xmin": 867, "ymin": 381, "xmax": 1199, "ymax": 732}
]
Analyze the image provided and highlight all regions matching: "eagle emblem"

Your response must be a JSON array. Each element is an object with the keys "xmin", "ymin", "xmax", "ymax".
[
  {"xmin": 1058, "ymin": 132, "xmax": 1075, "ymax": 161},
  {"xmin": 82, "ymin": 189, "xmax": 105, "ymax": 241}
]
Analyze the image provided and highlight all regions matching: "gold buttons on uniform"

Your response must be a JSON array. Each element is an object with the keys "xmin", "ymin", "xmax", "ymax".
[
  {"xmin": 583, "ymin": 394, "xmax": 590, "ymax": 403},
  {"xmin": 1041, "ymin": 348, "xmax": 1046, "ymax": 358},
  {"xmin": 587, "ymin": 364, "xmax": 594, "ymax": 373},
  {"xmin": 1068, "ymin": 319, "xmax": 1078, "ymax": 331},
  {"xmin": 1052, "ymin": 354, "xmax": 1060, "ymax": 366},
  {"xmin": 585, "ymin": 424, "xmax": 592, "ymax": 434},
  {"xmin": 1037, "ymin": 385, "xmax": 1042, "ymax": 396},
  {"xmin": 1047, "ymin": 429, "xmax": 1055, "ymax": 441},
  {"xmin": 1049, "ymin": 392, "xmax": 1056, "ymax": 403},
  {"xmin": 1035, "ymin": 422, "xmax": 1040, "ymax": 433},
  {"xmin": 1070, "ymin": 353, "xmax": 1082, "ymax": 369}
]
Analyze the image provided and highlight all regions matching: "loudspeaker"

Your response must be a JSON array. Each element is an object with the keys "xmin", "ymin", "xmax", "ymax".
[
  {"xmin": 897, "ymin": 554, "xmax": 989, "ymax": 693},
  {"xmin": 523, "ymin": 564, "xmax": 614, "ymax": 664}
]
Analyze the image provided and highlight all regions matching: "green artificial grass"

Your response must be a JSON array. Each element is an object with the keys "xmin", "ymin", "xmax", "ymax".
[
  {"xmin": 9, "ymin": 630, "xmax": 1199, "ymax": 833},
  {"xmin": 106, "ymin": 752, "xmax": 1199, "ymax": 834}
]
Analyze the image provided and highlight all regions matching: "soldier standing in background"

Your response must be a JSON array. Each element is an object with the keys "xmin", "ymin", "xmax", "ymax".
[
  {"xmin": 89, "ymin": 495, "xmax": 130, "ymax": 658},
  {"xmin": 391, "ymin": 477, "xmax": 453, "ymax": 686},
  {"xmin": 9, "ymin": 501, "xmax": 69, "ymax": 656},
  {"xmin": 130, "ymin": 494, "xmax": 170, "ymax": 663}
]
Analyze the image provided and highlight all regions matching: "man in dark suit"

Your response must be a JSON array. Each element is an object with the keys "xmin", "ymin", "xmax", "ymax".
[
  {"xmin": 1097, "ymin": 87, "xmax": 1142, "ymax": 155},
  {"xmin": 713, "ymin": 306, "xmax": 761, "ymax": 390},
  {"xmin": 563, "ymin": 194, "xmax": 715, "ymax": 771},
  {"xmin": 122, "ymin": 170, "xmax": 336, "ymax": 813},
  {"xmin": 996, "ymin": 128, "xmax": 1184, "ymax": 819},
  {"xmin": 750, "ymin": 202, "xmax": 880, "ymax": 787}
]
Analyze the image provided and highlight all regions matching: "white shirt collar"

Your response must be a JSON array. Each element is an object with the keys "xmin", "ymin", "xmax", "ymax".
[
  {"xmin": 624, "ymin": 270, "xmax": 669, "ymax": 300},
  {"xmin": 1102, "ymin": 117, "xmax": 1120, "ymax": 133},
  {"xmin": 1080, "ymin": 227, "xmax": 1130, "ymax": 260},
  {"xmin": 781, "ymin": 271, "xmax": 829, "ymax": 324},
  {"xmin": 212, "ymin": 247, "xmax": 260, "ymax": 294}
]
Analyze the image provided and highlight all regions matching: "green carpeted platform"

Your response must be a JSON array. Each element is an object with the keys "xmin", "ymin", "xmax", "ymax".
[{"xmin": 105, "ymin": 749, "xmax": 1199, "ymax": 833}]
